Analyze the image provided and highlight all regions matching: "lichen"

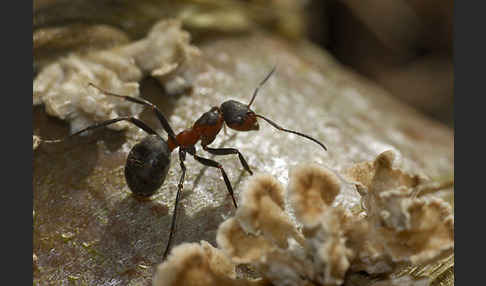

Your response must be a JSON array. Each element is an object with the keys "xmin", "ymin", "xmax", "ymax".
[{"xmin": 33, "ymin": 19, "xmax": 199, "ymax": 135}]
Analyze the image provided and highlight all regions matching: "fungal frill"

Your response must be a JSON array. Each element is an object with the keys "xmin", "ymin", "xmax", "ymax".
[
  {"xmin": 215, "ymin": 169, "xmax": 354, "ymax": 286},
  {"xmin": 344, "ymin": 150, "xmax": 454, "ymax": 272},
  {"xmin": 235, "ymin": 174, "xmax": 305, "ymax": 249},
  {"xmin": 217, "ymin": 174, "xmax": 305, "ymax": 265},
  {"xmin": 288, "ymin": 164, "xmax": 354, "ymax": 285},
  {"xmin": 152, "ymin": 241, "xmax": 268, "ymax": 286},
  {"xmin": 289, "ymin": 163, "xmax": 341, "ymax": 228},
  {"xmin": 33, "ymin": 19, "xmax": 199, "ymax": 135}
]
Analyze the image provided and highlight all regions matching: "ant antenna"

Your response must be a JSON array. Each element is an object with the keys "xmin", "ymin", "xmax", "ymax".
[
  {"xmin": 255, "ymin": 114, "xmax": 328, "ymax": 151},
  {"xmin": 248, "ymin": 66, "xmax": 276, "ymax": 107}
]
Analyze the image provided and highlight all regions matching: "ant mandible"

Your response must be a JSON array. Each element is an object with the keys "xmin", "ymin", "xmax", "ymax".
[{"xmin": 39, "ymin": 67, "xmax": 327, "ymax": 260}]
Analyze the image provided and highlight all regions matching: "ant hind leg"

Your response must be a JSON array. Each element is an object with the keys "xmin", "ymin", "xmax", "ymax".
[
  {"xmin": 88, "ymin": 83, "xmax": 178, "ymax": 143},
  {"xmin": 38, "ymin": 116, "xmax": 159, "ymax": 143},
  {"xmin": 162, "ymin": 149, "xmax": 187, "ymax": 261}
]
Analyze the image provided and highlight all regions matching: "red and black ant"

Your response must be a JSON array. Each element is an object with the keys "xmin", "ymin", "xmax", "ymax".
[{"xmin": 38, "ymin": 67, "xmax": 327, "ymax": 260}]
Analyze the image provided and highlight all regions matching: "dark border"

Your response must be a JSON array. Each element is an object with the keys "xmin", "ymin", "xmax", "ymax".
[{"xmin": 4, "ymin": 0, "xmax": 34, "ymax": 284}]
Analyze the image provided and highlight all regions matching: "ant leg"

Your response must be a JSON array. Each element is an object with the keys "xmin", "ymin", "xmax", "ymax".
[
  {"xmin": 88, "ymin": 83, "xmax": 178, "ymax": 143},
  {"xmin": 192, "ymin": 154, "xmax": 238, "ymax": 208},
  {"xmin": 202, "ymin": 145, "xmax": 253, "ymax": 175},
  {"xmin": 39, "ymin": 116, "xmax": 159, "ymax": 143},
  {"xmin": 162, "ymin": 149, "xmax": 187, "ymax": 261}
]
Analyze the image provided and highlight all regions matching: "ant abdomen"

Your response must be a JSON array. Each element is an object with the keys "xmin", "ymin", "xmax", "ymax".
[{"xmin": 125, "ymin": 135, "xmax": 171, "ymax": 197}]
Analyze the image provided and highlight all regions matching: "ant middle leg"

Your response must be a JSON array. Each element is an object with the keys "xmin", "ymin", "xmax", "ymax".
[
  {"xmin": 202, "ymin": 145, "xmax": 253, "ymax": 175},
  {"xmin": 162, "ymin": 149, "xmax": 187, "ymax": 261},
  {"xmin": 192, "ymin": 154, "xmax": 238, "ymax": 209}
]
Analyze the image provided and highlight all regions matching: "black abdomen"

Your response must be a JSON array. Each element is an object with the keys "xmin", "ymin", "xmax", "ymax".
[{"xmin": 125, "ymin": 135, "xmax": 171, "ymax": 197}]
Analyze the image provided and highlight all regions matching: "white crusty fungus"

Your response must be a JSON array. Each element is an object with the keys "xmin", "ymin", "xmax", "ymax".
[
  {"xmin": 288, "ymin": 165, "xmax": 354, "ymax": 285},
  {"xmin": 345, "ymin": 150, "xmax": 454, "ymax": 271},
  {"xmin": 215, "ymin": 169, "xmax": 353, "ymax": 286},
  {"xmin": 217, "ymin": 217, "xmax": 275, "ymax": 264},
  {"xmin": 156, "ymin": 150, "xmax": 453, "ymax": 286},
  {"xmin": 33, "ymin": 19, "xmax": 199, "ymax": 135},
  {"xmin": 153, "ymin": 241, "xmax": 268, "ymax": 286},
  {"xmin": 235, "ymin": 173, "xmax": 305, "ymax": 249},
  {"xmin": 289, "ymin": 163, "xmax": 341, "ymax": 228}
]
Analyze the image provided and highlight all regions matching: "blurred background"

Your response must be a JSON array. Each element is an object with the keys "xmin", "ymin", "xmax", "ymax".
[
  {"xmin": 307, "ymin": 0, "xmax": 453, "ymax": 127},
  {"xmin": 34, "ymin": 0, "xmax": 454, "ymax": 127}
]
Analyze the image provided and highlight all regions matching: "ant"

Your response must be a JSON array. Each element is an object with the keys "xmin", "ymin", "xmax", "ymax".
[{"xmin": 38, "ymin": 67, "xmax": 327, "ymax": 261}]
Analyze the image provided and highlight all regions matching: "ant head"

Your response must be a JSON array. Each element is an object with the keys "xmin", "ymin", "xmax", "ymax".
[
  {"xmin": 219, "ymin": 67, "xmax": 277, "ymax": 132},
  {"xmin": 219, "ymin": 67, "xmax": 327, "ymax": 151},
  {"xmin": 220, "ymin": 100, "xmax": 259, "ymax": 131}
]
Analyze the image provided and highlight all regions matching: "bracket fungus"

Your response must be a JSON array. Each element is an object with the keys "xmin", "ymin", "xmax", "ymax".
[
  {"xmin": 154, "ymin": 150, "xmax": 453, "ymax": 285},
  {"xmin": 33, "ymin": 19, "xmax": 199, "ymax": 134}
]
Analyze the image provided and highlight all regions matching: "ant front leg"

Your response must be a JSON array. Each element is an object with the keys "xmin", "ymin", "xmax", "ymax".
[
  {"xmin": 162, "ymin": 149, "xmax": 187, "ymax": 261},
  {"xmin": 202, "ymin": 145, "xmax": 253, "ymax": 175},
  {"xmin": 192, "ymin": 153, "xmax": 238, "ymax": 209}
]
